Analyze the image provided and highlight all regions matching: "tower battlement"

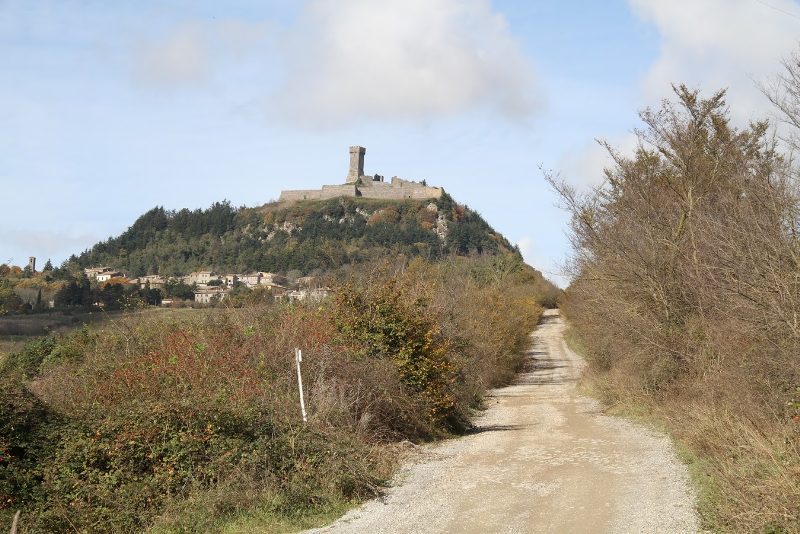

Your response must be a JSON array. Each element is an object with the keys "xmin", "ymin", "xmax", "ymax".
[
  {"xmin": 346, "ymin": 146, "xmax": 366, "ymax": 183},
  {"xmin": 279, "ymin": 146, "xmax": 442, "ymax": 202}
]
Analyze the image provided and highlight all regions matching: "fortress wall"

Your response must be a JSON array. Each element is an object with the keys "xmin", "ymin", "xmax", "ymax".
[
  {"xmin": 279, "ymin": 148, "xmax": 446, "ymax": 202},
  {"xmin": 280, "ymin": 185, "xmax": 357, "ymax": 202},
  {"xmin": 280, "ymin": 185, "xmax": 442, "ymax": 202},
  {"xmin": 320, "ymin": 185, "xmax": 358, "ymax": 198},
  {"xmin": 279, "ymin": 190, "xmax": 324, "ymax": 202},
  {"xmin": 360, "ymin": 186, "xmax": 443, "ymax": 200},
  {"xmin": 418, "ymin": 187, "xmax": 444, "ymax": 199}
]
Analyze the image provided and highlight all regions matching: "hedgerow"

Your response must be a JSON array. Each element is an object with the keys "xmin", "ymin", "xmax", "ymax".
[{"xmin": 0, "ymin": 255, "xmax": 549, "ymax": 532}]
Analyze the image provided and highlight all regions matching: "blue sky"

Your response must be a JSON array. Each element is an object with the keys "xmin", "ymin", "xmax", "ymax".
[{"xmin": 2, "ymin": 0, "xmax": 800, "ymax": 286}]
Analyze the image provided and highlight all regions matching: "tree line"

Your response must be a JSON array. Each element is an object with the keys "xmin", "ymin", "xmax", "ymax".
[
  {"xmin": 551, "ymin": 60, "xmax": 800, "ymax": 531},
  {"xmin": 75, "ymin": 194, "xmax": 520, "ymax": 278},
  {"xmin": 0, "ymin": 254, "xmax": 558, "ymax": 532}
]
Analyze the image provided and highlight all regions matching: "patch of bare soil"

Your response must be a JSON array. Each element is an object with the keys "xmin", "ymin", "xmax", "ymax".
[{"xmin": 305, "ymin": 310, "xmax": 700, "ymax": 533}]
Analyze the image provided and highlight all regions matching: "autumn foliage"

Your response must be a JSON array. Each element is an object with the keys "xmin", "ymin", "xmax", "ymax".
[
  {"xmin": 551, "ymin": 84, "xmax": 800, "ymax": 531},
  {"xmin": 0, "ymin": 255, "xmax": 550, "ymax": 532}
]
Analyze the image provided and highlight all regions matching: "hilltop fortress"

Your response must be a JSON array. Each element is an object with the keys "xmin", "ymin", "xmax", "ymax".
[{"xmin": 279, "ymin": 146, "xmax": 443, "ymax": 202}]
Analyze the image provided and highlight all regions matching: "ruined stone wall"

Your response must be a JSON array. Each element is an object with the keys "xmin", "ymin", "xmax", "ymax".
[
  {"xmin": 279, "ymin": 185, "xmax": 358, "ymax": 202},
  {"xmin": 278, "ymin": 189, "xmax": 324, "ymax": 202},
  {"xmin": 357, "ymin": 177, "xmax": 442, "ymax": 199},
  {"xmin": 279, "ymin": 182, "xmax": 441, "ymax": 202},
  {"xmin": 321, "ymin": 185, "xmax": 359, "ymax": 198},
  {"xmin": 359, "ymin": 186, "xmax": 442, "ymax": 200},
  {"xmin": 279, "ymin": 146, "xmax": 446, "ymax": 202}
]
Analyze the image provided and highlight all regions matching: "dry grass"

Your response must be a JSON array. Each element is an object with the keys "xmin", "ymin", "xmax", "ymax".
[
  {"xmin": 0, "ymin": 311, "xmax": 106, "ymax": 336},
  {"xmin": 0, "ymin": 337, "xmax": 30, "ymax": 366},
  {"xmin": 1, "ymin": 256, "xmax": 551, "ymax": 533},
  {"xmin": 661, "ymin": 377, "xmax": 800, "ymax": 532},
  {"xmin": 570, "ymin": 319, "xmax": 800, "ymax": 533}
]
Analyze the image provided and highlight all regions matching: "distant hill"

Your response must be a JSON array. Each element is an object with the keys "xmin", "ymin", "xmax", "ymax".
[{"xmin": 76, "ymin": 193, "xmax": 522, "ymax": 277}]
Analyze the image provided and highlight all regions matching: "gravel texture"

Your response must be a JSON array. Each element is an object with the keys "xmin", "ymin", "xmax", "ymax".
[{"xmin": 305, "ymin": 310, "xmax": 700, "ymax": 533}]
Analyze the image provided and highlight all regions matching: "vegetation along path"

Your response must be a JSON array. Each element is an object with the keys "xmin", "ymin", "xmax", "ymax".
[{"xmin": 306, "ymin": 310, "xmax": 700, "ymax": 533}]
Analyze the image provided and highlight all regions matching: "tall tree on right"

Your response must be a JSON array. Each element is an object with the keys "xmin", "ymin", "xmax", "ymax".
[{"xmin": 548, "ymin": 82, "xmax": 800, "ymax": 531}]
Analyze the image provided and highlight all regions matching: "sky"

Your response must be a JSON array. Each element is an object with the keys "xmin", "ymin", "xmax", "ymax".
[{"xmin": 2, "ymin": 0, "xmax": 800, "ymax": 287}]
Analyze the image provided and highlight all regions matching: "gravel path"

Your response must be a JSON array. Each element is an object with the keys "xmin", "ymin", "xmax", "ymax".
[{"xmin": 305, "ymin": 310, "xmax": 700, "ymax": 533}]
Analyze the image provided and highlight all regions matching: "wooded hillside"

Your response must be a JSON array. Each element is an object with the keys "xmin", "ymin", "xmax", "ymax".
[{"xmin": 76, "ymin": 193, "xmax": 519, "ymax": 277}]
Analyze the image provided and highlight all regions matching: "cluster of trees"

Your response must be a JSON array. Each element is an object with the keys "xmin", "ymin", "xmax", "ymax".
[
  {"xmin": 552, "ymin": 78, "xmax": 800, "ymax": 531},
  {"xmin": 0, "ymin": 262, "xmax": 69, "ymax": 315},
  {"xmin": 0, "ymin": 255, "xmax": 557, "ymax": 532},
  {"xmin": 0, "ymin": 261, "xmax": 173, "ymax": 314},
  {"xmin": 75, "ymin": 194, "xmax": 520, "ymax": 278},
  {"xmin": 52, "ymin": 277, "xmax": 163, "ymax": 310}
]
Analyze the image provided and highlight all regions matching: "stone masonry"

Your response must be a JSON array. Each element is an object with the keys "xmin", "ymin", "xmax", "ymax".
[
  {"xmin": 346, "ymin": 146, "xmax": 366, "ymax": 183},
  {"xmin": 279, "ymin": 146, "xmax": 443, "ymax": 202}
]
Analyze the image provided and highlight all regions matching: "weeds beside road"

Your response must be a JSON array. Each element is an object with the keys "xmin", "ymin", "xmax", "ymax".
[
  {"xmin": 306, "ymin": 311, "xmax": 699, "ymax": 534},
  {"xmin": 0, "ymin": 256, "xmax": 551, "ymax": 533}
]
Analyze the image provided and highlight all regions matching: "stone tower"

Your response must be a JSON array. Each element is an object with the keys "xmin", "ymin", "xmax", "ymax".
[
  {"xmin": 28, "ymin": 257, "xmax": 35, "ymax": 272},
  {"xmin": 346, "ymin": 146, "xmax": 366, "ymax": 183}
]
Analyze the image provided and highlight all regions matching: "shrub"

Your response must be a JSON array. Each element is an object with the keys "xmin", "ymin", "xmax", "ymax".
[
  {"xmin": 552, "ymin": 85, "xmax": 800, "ymax": 532},
  {"xmin": 334, "ymin": 275, "xmax": 457, "ymax": 435},
  {"xmin": 0, "ymin": 255, "xmax": 551, "ymax": 531}
]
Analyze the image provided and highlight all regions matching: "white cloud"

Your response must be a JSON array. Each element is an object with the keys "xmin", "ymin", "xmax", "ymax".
[
  {"xmin": 132, "ymin": 19, "xmax": 269, "ymax": 89},
  {"xmin": 516, "ymin": 235, "xmax": 569, "ymax": 288},
  {"xmin": 558, "ymin": 139, "xmax": 612, "ymax": 189},
  {"xmin": 629, "ymin": 0, "xmax": 800, "ymax": 124},
  {"xmin": 0, "ymin": 230, "xmax": 100, "ymax": 266},
  {"xmin": 272, "ymin": 0, "xmax": 541, "ymax": 127},
  {"xmin": 134, "ymin": 21, "xmax": 209, "ymax": 87},
  {"xmin": 516, "ymin": 235, "xmax": 537, "ymax": 266}
]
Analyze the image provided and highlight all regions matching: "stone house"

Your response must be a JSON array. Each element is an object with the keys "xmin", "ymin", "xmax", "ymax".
[
  {"xmin": 238, "ymin": 273, "xmax": 262, "ymax": 288},
  {"xmin": 85, "ymin": 267, "xmax": 113, "ymax": 279},
  {"xmin": 96, "ymin": 271, "xmax": 123, "ymax": 283},
  {"xmin": 184, "ymin": 270, "xmax": 219, "ymax": 288},
  {"xmin": 194, "ymin": 287, "xmax": 230, "ymax": 304},
  {"xmin": 132, "ymin": 275, "xmax": 165, "ymax": 289},
  {"xmin": 257, "ymin": 272, "xmax": 288, "ymax": 286}
]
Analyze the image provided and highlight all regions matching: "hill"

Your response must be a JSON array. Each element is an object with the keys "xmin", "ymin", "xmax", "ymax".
[{"xmin": 75, "ymin": 192, "xmax": 521, "ymax": 277}]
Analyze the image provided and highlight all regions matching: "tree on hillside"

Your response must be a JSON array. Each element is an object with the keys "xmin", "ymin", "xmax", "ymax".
[
  {"xmin": 0, "ymin": 281, "xmax": 24, "ymax": 315},
  {"xmin": 54, "ymin": 277, "xmax": 92, "ymax": 308},
  {"xmin": 547, "ymin": 83, "xmax": 800, "ymax": 532},
  {"xmin": 548, "ymin": 84, "xmax": 790, "ymax": 340},
  {"xmin": 164, "ymin": 278, "xmax": 195, "ymax": 300}
]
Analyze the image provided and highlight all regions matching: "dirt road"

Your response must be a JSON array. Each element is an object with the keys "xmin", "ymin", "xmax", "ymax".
[{"xmin": 307, "ymin": 310, "xmax": 700, "ymax": 533}]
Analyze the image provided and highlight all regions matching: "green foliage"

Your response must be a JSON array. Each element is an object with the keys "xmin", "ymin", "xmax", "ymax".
[
  {"xmin": 0, "ymin": 254, "xmax": 550, "ymax": 531},
  {"xmin": 0, "ymin": 336, "xmax": 58, "ymax": 377},
  {"xmin": 553, "ymin": 85, "xmax": 800, "ymax": 532},
  {"xmin": 75, "ymin": 195, "xmax": 519, "ymax": 277},
  {"xmin": 0, "ymin": 281, "xmax": 26, "ymax": 316},
  {"xmin": 1, "ymin": 326, "xmax": 94, "ymax": 378},
  {"xmin": 0, "ymin": 380, "xmax": 61, "ymax": 515},
  {"xmin": 334, "ymin": 275, "xmax": 457, "ymax": 430},
  {"xmin": 164, "ymin": 278, "xmax": 195, "ymax": 300},
  {"xmin": 54, "ymin": 277, "xmax": 91, "ymax": 308}
]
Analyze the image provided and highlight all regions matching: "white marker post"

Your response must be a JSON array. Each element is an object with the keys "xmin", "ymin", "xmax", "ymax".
[{"xmin": 295, "ymin": 348, "xmax": 307, "ymax": 423}]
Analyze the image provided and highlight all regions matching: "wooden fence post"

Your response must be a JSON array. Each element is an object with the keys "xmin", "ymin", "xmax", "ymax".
[
  {"xmin": 9, "ymin": 510, "xmax": 20, "ymax": 534},
  {"xmin": 295, "ymin": 348, "xmax": 307, "ymax": 423}
]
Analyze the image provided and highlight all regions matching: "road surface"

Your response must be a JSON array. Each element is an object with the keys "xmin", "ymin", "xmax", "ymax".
[{"xmin": 306, "ymin": 310, "xmax": 700, "ymax": 533}]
